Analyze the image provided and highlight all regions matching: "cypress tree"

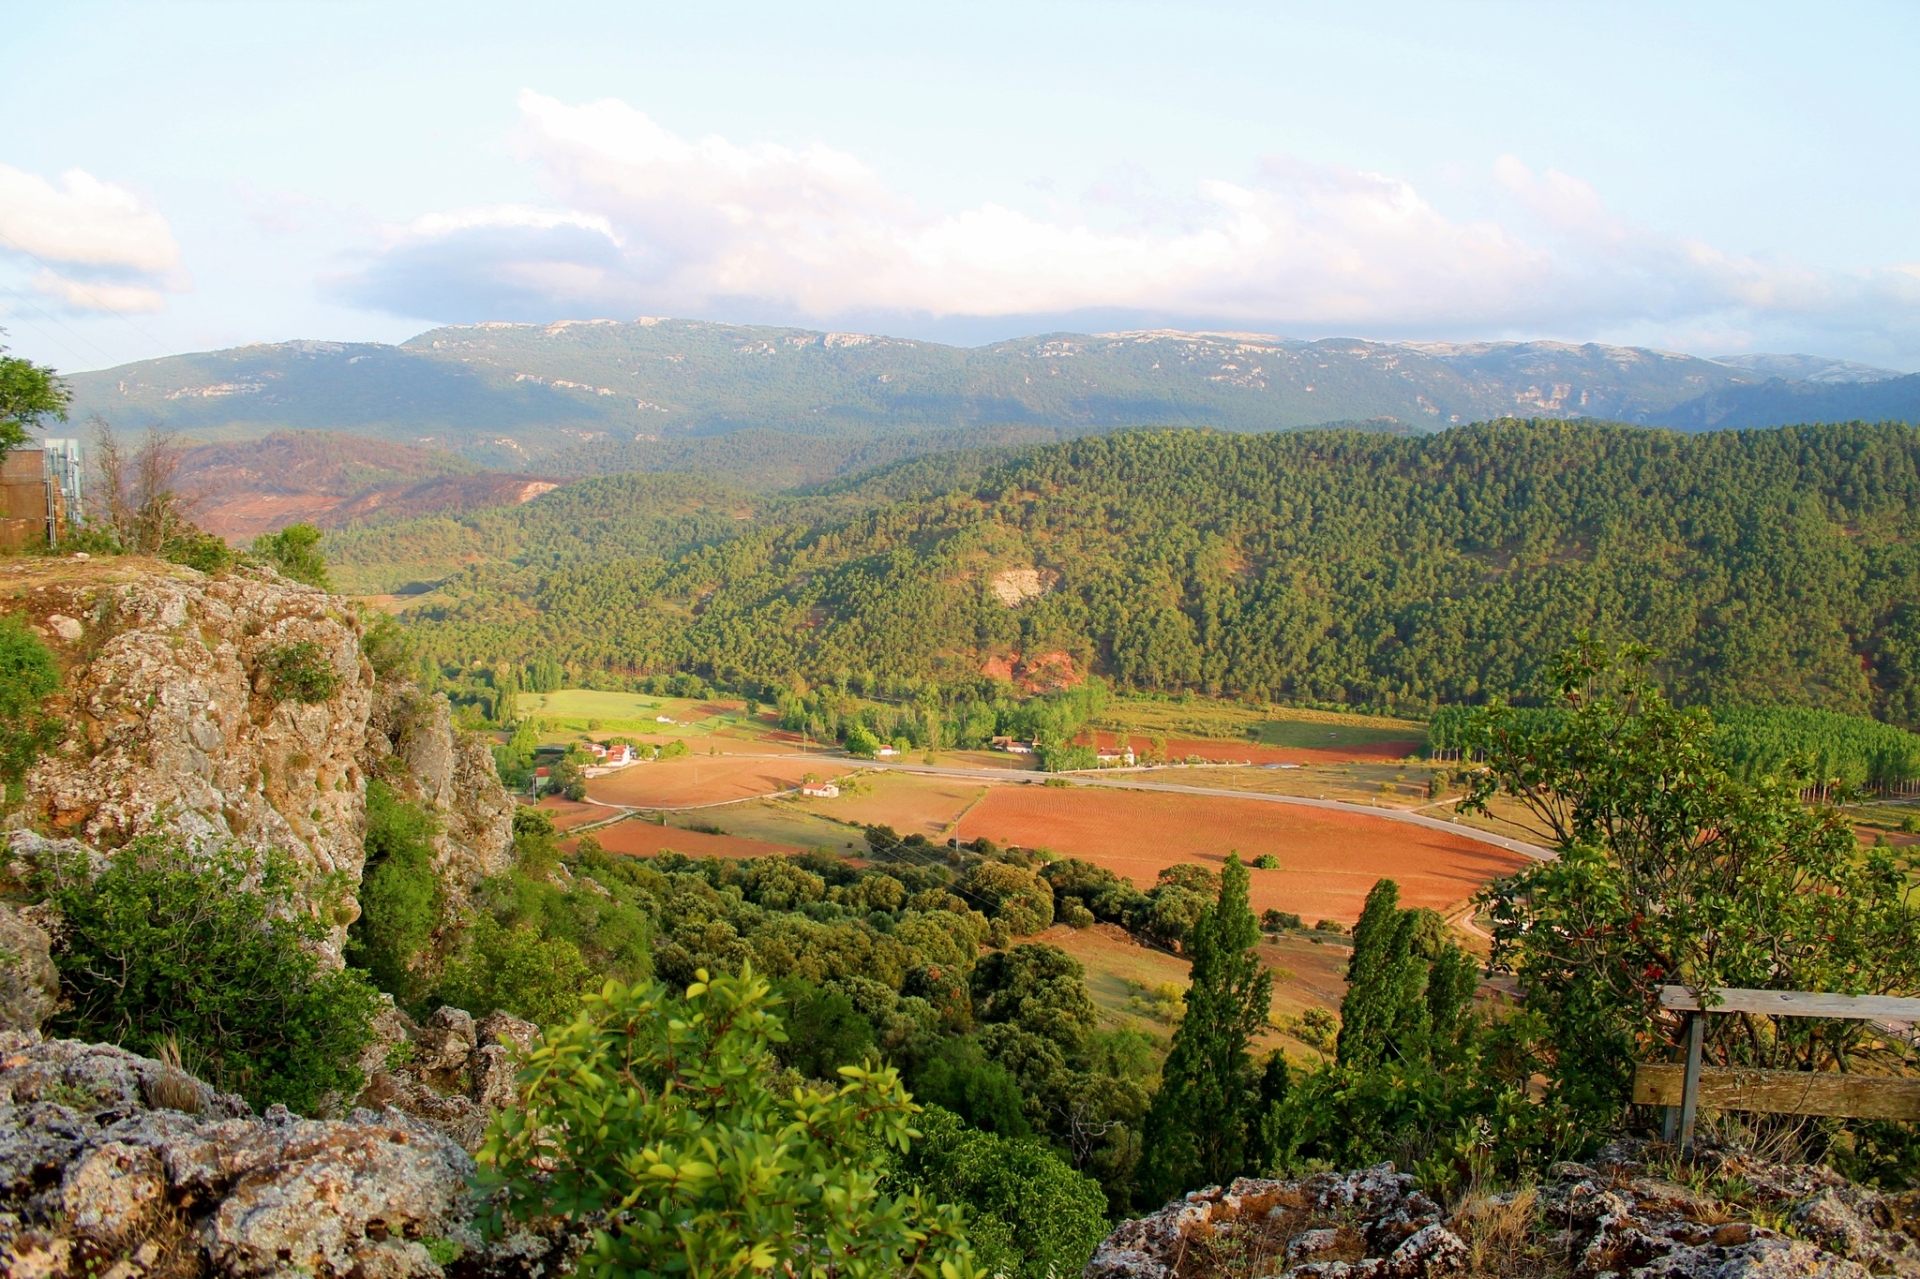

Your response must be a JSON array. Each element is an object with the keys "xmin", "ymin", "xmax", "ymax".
[{"xmin": 1139, "ymin": 853, "xmax": 1272, "ymax": 1202}]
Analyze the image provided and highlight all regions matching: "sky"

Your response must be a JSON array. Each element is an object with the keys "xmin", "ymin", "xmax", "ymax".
[{"xmin": 4, "ymin": 1, "xmax": 1920, "ymax": 374}]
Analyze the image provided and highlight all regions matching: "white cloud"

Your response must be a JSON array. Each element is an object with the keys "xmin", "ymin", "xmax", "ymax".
[
  {"xmin": 29, "ymin": 269, "xmax": 165, "ymax": 314},
  {"xmin": 0, "ymin": 165, "xmax": 186, "ymax": 314},
  {"xmin": 0, "ymin": 166, "xmax": 179, "ymax": 271},
  {"xmin": 335, "ymin": 92, "xmax": 1920, "ymax": 360}
]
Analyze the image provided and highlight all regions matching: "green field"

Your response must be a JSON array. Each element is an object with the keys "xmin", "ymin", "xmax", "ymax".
[
  {"xmin": 516, "ymin": 690, "xmax": 737, "ymax": 740},
  {"xmin": 1096, "ymin": 695, "xmax": 1426, "ymax": 748}
]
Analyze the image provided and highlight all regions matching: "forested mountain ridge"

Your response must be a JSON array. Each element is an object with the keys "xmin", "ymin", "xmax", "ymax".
[
  {"xmin": 63, "ymin": 318, "xmax": 1895, "ymax": 471},
  {"xmin": 361, "ymin": 419, "xmax": 1920, "ymax": 725}
]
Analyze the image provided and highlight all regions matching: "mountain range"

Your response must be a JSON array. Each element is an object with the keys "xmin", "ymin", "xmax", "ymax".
[{"xmin": 64, "ymin": 319, "xmax": 1917, "ymax": 473}]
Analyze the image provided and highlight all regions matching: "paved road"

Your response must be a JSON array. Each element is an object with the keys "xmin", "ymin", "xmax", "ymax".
[{"xmin": 570, "ymin": 753, "xmax": 1554, "ymax": 862}]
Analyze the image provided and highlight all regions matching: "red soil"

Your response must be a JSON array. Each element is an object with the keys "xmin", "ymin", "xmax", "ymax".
[
  {"xmin": 585, "ymin": 755, "xmax": 854, "ymax": 808},
  {"xmin": 575, "ymin": 820, "xmax": 803, "ymax": 861},
  {"xmin": 966, "ymin": 785, "xmax": 1526, "ymax": 927},
  {"xmin": 530, "ymin": 797, "xmax": 608, "ymax": 831}
]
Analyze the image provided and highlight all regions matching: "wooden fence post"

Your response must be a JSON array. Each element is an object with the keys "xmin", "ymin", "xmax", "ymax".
[{"xmin": 1678, "ymin": 1012, "xmax": 1705, "ymax": 1154}]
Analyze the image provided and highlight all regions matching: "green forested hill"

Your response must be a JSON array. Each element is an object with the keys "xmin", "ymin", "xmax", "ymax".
[{"xmin": 358, "ymin": 420, "xmax": 1920, "ymax": 725}]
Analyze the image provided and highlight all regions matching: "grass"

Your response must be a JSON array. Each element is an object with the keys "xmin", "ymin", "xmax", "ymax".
[
  {"xmin": 1095, "ymin": 693, "xmax": 1426, "ymax": 746},
  {"xmin": 517, "ymin": 689, "xmax": 738, "ymax": 739}
]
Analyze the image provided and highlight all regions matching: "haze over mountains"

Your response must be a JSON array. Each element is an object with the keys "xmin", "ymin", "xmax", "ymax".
[{"xmin": 67, "ymin": 319, "xmax": 1916, "ymax": 469}]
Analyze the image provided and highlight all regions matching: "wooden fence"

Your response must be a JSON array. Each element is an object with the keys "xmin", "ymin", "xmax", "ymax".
[{"xmin": 1632, "ymin": 985, "xmax": 1920, "ymax": 1153}]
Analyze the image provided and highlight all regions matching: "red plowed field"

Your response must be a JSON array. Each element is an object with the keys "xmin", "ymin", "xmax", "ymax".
[
  {"xmin": 966, "ymin": 786, "xmax": 1525, "ymax": 927},
  {"xmin": 586, "ymin": 756, "xmax": 854, "ymax": 808}
]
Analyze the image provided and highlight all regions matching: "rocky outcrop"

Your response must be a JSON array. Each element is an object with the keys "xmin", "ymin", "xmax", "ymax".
[
  {"xmin": 360, "ymin": 686, "xmax": 514, "ymax": 889},
  {"xmin": 0, "ymin": 1033, "xmax": 567, "ymax": 1278},
  {"xmin": 1086, "ymin": 1146, "xmax": 1920, "ymax": 1279},
  {"xmin": 350, "ymin": 1005, "xmax": 541, "ymax": 1152},
  {"xmin": 0, "ymin": 904, "xmax": 57, "ymax": 1034},
  {"xmin": 0, "ymin": 557, "xmax": 515, "ymax": 960}
]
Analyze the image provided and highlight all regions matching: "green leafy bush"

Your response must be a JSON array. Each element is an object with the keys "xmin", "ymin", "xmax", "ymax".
[
  {"xmin": 1468, "ymin": 640, "xmax": 1920, "ymax": 1123},
  {"xmin": 0, "ymin": 614, "xmax": 60, "ymax": 794},
  {"xmin": 162, "ymin": 528, "xmax": 237, "ymax": 573},
  {"xmin": 347, "ymin": 780, "xmax": 443, "ymax": 1006},
  {"xmin": 1251, "ymin": 854, "xmax": 1280, "ymax": 870},
  {"xmin": 359, "ymin": 610, "xmax": 416, "ymax": 681},
  {"xmin": 260, "ymin": 640, "xmax": 343, "ymax": 703},
  {"xmin": 475, "ymin": 967, "xmax": 979, "ymax": 1279},
  {"xmin": 437, "ymin": 913, "xmax": 592, "ymax": 1026},
  {"xmin": 773, "ymin": 979, "xmax": 877, "ymax": 1079},
  {"xmin": 894, "ymin": 1105, "xmax": 1109, "ymax": 1279},
  {"xmin": 36, "ymin": 836, "xmax": 379, "ymax": 1113},
  {"xmin": 253, "ymin": 522, "xmax": 332, "ymax": 589}
]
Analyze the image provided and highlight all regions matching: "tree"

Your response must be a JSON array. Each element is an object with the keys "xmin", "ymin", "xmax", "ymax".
[
  {"xmin": 0, "ymin": 615, "xmax": 60, "ymax": 796},
  {"xmin": 1466, "ymin": 638, "xmax": 1920, "ymax": 1122},
  {"xmin": 1138, "ymin": 853, "xmax": 1271, "ymax": 1202},
  {"xmin": 476, "ymin": 967, "xmax": 980, "ymax": 1279},
  {"xmin": 0, "ymin": 338, "xmax": 67, "ymax": 459},
  {"xmin": 36, "ymin": 836, "xmax": 380, "ymax": 1113},
  {"xmin": 253, "ymin": 522, "xmax": 332, "ymax": 589}
]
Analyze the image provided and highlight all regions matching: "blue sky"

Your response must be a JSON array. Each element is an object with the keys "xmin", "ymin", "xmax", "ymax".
[{"xmin": 5, "ymin": 1, "xmax": 1919, "ymax": 372}]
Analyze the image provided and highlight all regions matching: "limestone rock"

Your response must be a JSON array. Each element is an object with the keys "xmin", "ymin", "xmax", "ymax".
[
  {"xmin": 1085, "ymin": 1146, "xmax": 1920, "ymax": 1279},
  {"xmin": 0, "ymin": 1036, "xmax": 489, "ymax": 1278},
  {"xmin": 2, "ymin": 558, "xmax": 519, "ymax": 964},
  {"xmin": 0, "ymin": 903, "xmax": 58, "ymax": 1033}
]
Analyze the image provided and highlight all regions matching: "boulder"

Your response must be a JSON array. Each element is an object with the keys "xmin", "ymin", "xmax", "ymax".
[
  {"xmin": 0, "ymin": 1035, "xmax": 508, "ymax": 1278},
  {"xmin": 0, "ymin": 903, "xmax": 57, "ymax": 1034}
]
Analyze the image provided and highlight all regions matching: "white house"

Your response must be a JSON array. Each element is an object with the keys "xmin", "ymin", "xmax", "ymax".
[{"xmin": 800, "ymin": 780, "xmax": 840, "ymax": 798}]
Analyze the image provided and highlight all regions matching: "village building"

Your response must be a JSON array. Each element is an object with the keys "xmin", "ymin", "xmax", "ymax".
[
  {"xmin": 989, "ymin": 736, "xmax": 1035, "ymax": 755},
  {"xmin": 800, "ymin": 780, "xmax": 840, "ymax": 798}
]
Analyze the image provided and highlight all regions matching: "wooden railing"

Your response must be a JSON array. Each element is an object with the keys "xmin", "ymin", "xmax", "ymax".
[{"xmin": 1632, "ymin": 985, "xmax": 1920, "ymax": 1153}]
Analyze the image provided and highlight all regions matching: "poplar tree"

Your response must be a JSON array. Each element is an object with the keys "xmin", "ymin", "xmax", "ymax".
[{"xmin": 1139, "ymin": 853, "xmax": 1271, "ymax": 1203}]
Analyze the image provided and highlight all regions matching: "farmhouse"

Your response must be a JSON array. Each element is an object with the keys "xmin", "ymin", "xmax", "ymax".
[
  {"xmin": 990, "ymin": 736, "xmax": 1035, "ymax": 755},
  {"xmin": 1096, "ymin": 746, "xmax": 1137, "ymax": 766},
  {"xmin": 800, "ymin": 780, "xmax": 840, "ymax": 798}
]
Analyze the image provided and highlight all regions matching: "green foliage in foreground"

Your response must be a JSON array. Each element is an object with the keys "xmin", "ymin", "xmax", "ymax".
[
  {"xmin": 893, "ymin": 1106, "xmax": 1109, "ymax": 1279},
  {"xmin": 0, "ymin": 338, "xmax": 68, "ymax": 458},
  {"xmin": 34, "ymin": 837, "xmax": 379, "ymax": 1112},
  {"xmin": 0, "ymin": 614, "xmax": 61, "ymax": 794},
  {"xmin": 476, "ymin": 967, "xmax": 980, "ymax": 1279},
  {"xmin": 1469, "ymin": 640, "xmax": 1920, "ymax": 1126}
]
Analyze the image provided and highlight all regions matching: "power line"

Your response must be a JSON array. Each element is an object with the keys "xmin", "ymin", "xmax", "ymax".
[
  {"xmin": 0, "ymin": 228, "xmax": 177, "ymax": 360},
  {"xmin": 0, "ymin": 280, "xmax": 118, "ymax": 369}
]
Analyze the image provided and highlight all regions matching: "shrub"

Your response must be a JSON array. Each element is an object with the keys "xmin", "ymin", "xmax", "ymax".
[
  {"xmin": 475, "ymin": 967, "xmax": 978, "ymax": 1278},
  {"xmin": 894, "ymin": 1105, "xmax": 1109, "ymax": 1279},
  {"xmin": 162, "ymin": 528, "xmax": 236, "ymax": 573},
  {"xmin": 437, "ymin": 914, "xmax": 592, "ymax": 1026},
  {"xmin": 1252, "ymin": 853, "xmax": 1281, "ymax": 870},
  {"xmin": 0, "ymin": 615, "xmax": 60, "ymax": 793},
  {"xmin": 844, "ymin": 724, "xmax": 882, "ymax": 757},
  {"xmin": 359, "ymin": 610, "xmax": 415, "ymax": 681},
  {"xmin": 37, "ymin": 836, "xmax": 379, "ymax": 1113},
  {"xmin": 260, "ymin": 640, "xmax": 342, "ymax": 703},
  {"xmin": 253, "ymin": 522, "xmax": 331, "ymax": 589},
  {"xmin": 1262, "ymin": 908, "xmax": 1302, "ymax": 931},
  {"xmin": 347, "ymin": 780, "xmax": 443, "ymax": 1005}
]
